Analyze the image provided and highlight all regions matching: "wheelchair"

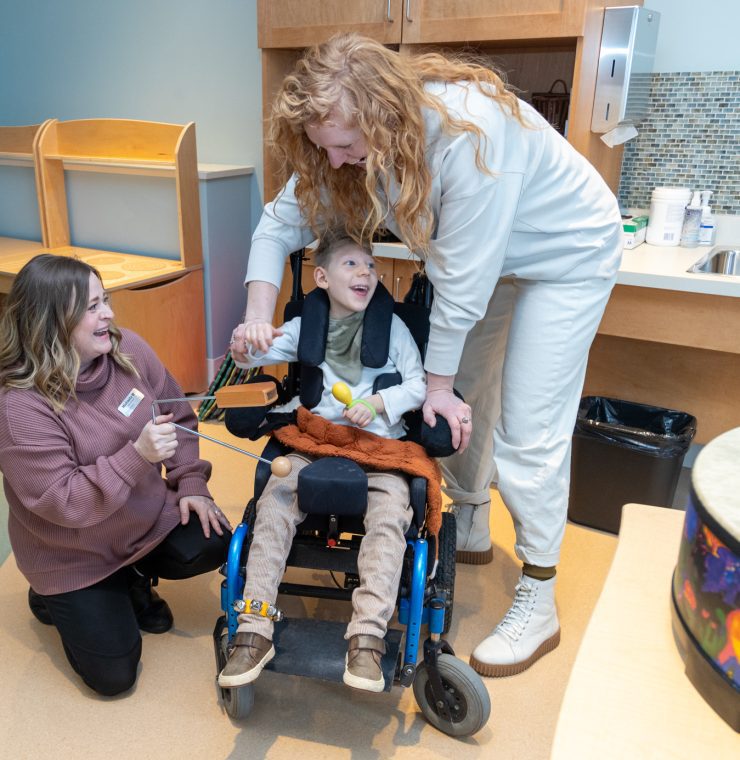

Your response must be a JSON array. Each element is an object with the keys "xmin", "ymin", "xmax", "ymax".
[{"xmin": 212, "ymin": 252, "xmax": 491, "ymax": 738}]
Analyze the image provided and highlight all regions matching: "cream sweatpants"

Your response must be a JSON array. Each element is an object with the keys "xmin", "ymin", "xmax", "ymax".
[
  {"xmin": 237, "ymin": 453, "xmax": 412, "ymax": 640},
  {"xmin": 441, "ymin": 274, "xmax": 617, "ymax": 566}
]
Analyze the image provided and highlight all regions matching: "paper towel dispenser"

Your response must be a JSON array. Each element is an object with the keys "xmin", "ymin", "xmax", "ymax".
[{"xmin": 591, "ymin": 6, "xmax": 660, "ymax": 134}]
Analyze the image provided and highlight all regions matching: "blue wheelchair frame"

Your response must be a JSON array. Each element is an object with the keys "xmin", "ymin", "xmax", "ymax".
[{"xmin": 220, "ymin": 524, "xmax": 445, "ymax": 685}]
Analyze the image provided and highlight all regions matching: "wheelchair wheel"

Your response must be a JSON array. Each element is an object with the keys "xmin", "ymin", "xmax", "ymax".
[
  {"xmin": 243, "ymin": 498, "xmax": 257, "ymax": 542},
  {"xmin": 216, "ymin": 621, "xmax": 256, "ymax": 720},
  {"xmin": 412, "ymin": 653, "xmax": 490, "ymax": 737},
  {"xmin": 437, "ymin": 511, "xmax": 456, "ymax": 633}
]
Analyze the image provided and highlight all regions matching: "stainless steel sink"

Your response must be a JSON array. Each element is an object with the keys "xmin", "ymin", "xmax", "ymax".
[{"xmin": 688, "ymin": 247, "xmax": 740, "ymax": 276}]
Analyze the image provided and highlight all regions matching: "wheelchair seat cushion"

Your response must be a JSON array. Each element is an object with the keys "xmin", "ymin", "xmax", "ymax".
[
  {"xmin": 272, "ymin": 406, "xmax": 443, "ymax": 536},
  {"xmin": 297, "ymin": 457, "xmax": 368, "ymax": 516}
]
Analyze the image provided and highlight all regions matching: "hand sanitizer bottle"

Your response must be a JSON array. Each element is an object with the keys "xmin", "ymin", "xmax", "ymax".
[
  {"xmin": 698, "ymin": 190, "xmax": 716, "ymax": 246},
  {"xmin": 680, "ymin": 191, "xmax": 702, "ymax": 248}
]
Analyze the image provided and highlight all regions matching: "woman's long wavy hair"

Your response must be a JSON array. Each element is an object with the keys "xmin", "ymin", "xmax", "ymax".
[
  {"xmin": 269, "ymin": 33, "xmax": 526, "ymax": 256},
  {"xmin": 0, "ymin": 254, "xmax": 137, "ymax": 413}
]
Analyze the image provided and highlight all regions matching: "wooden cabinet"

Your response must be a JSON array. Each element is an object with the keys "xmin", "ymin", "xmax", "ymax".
[
  {"xmin": 585, "ymin": 285, "xmax": 740, "ymax": 445},
  {"xmin": 258, "ymin": 1, "xmax": 402, "ymax": 47},
  {"xmin": 258, "ymin": 1, "xmax": 590, "ymax": 48},
  {"xmin": 401, "ymin": 0, "xmax": 589, "ymax": 44}
]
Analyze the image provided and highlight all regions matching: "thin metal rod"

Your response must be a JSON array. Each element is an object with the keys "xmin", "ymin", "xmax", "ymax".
[
  {"xmin": 171, "ymin": 421, "xmax": 274, "ymax": 465},
  {"xmin": 151, "ymin": 399, "xmax": 272, "ymax": 465},
  {"xmin": 156, "ymin": 395, "xmax": 214, "ymax": 404}
]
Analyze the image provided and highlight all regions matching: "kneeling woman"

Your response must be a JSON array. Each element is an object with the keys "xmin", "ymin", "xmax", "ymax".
[{"xmin": 0, "ymin": 254, "xmax": 231, "ymax": 696}]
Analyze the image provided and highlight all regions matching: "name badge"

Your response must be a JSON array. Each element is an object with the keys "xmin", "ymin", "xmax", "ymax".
[{"xmin": 118, "ymin": 388, "xmax": 145, "ymax": 417}]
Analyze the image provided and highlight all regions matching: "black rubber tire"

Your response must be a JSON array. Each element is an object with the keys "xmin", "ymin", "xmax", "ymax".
[
  {"xmin": 216, "ymin": 620, "xmax": 256, "ymax": 720},
  {"xmin": 436, "ymin": 511, "xmax": 456, "ymax": 634},
  {"xmin": 412, "ymin": 653, "xmax": 491, "ymax": 737}
]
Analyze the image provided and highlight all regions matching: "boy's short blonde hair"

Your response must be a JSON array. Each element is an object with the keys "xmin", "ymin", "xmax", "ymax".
[{"xmin": 313, "ymin": 230, "xmax": 373, "ymax": 269}]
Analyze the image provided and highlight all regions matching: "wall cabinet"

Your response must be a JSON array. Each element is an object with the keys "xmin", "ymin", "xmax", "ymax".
[
  {"xmin": 258, "ymin": 1, "xmax": 590, "ymax": 48},
  {"xmin": 258, "ymin": 1, "xmax": 403, "ymax": 47}
]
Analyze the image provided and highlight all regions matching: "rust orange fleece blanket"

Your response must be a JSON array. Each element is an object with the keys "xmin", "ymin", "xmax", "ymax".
[{"xmin": 272, "ymin": 407, "xmax": 443, "ymax": 536}]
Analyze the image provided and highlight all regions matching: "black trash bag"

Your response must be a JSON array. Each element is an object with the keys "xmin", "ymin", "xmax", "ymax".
[{"xmin": 575, "ymin": 396, "xmax": 696, "ymax": 458}]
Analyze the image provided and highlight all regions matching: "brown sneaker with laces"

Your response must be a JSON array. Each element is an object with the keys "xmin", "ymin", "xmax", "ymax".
[
  {"xmin": 343, "ymin": 634, "xmax": 386, "ymax": 693},
  {"xmin": 218, "ymin": 632, "xmax": 275, "ymax": 688}
]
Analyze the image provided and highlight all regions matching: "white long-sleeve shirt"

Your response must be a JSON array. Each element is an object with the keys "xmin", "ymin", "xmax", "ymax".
[
  {"xmin": 235, "ymin": 314, "xmax": 426, "ymax": 439},
  {"xmin": 246, "ymin": 82, "xmax": 622, "ymax": 376}
]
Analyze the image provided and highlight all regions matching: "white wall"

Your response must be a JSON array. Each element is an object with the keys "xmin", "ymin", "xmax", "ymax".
[{"xmin": 647, "ymin": 0, "xmax": 740, "ymax": 72}]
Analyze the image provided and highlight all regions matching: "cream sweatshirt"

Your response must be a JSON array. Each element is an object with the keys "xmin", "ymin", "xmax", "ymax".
[{"xmin": 246, "ymin": 82, "xmax": 622, "ymax": 376}]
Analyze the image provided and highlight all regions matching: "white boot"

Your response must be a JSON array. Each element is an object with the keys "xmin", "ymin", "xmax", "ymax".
[
  {"xmin": 470, "ymin": 575, "xmax": 560, "ymax": 677},
  {"xmin": 450, "ymin": 501, "xmax": 493, "ymax": 564}
]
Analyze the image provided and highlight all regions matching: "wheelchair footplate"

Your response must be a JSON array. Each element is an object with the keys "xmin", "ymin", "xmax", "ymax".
[{"xmin": 266, "ymin": 618, "xmax": 402, "ymax": 693}]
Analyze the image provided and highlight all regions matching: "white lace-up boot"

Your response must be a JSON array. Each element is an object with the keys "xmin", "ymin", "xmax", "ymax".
[
  {"xmin": 470, "ymin": 575, "xmax": 560, "ymax": 676},
  {"xmin": 449, "ymin": 501, "xmax": 493, "ymax": 564}
]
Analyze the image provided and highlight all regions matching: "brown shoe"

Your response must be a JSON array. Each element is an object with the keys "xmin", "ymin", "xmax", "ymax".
[
  {"xmin": 218, "ymin": 632, "xmax": 275, "ymax": 688},
  {"xmin": 343, "ymin": 634, "xmax": 386, "ymax": 693}
]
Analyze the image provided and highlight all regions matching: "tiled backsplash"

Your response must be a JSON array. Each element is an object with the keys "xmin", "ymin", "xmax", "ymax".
[{"xmin": 618, "ymin": 71, "xmax": 740, "ymax": 214}]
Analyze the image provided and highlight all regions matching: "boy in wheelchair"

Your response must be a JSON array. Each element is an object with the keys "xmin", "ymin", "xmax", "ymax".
[{"xmin": 218, "ymin": 232, "xmax": 429, "ymax": 693}]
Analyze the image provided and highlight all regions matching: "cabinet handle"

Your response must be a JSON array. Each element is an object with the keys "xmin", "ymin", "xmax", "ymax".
[
  {"xmin": 386, "ymin": 0, "xmax": 393, "ymax": 22},
  {"xmin": 379, "ymin": 273, "xmax": 386, "ymax": 284},
  {"xmin": 394, "ymin": 276, "xmax": 402, "ymax": 300},
  {"xmin": 405, "ymin": 0, "xmax": 412, "ymax": 22}
]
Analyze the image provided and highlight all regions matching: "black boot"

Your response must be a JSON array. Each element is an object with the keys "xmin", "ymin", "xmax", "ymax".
[
  {"xmin": 128, "ymin": 571, "xmax": 173, "ymax": 634},
  {"xmin": 28, "ymin": 587, "xmax": 53, "ymax": 625}
]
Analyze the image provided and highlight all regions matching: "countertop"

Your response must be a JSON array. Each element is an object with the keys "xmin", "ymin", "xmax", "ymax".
[
  {"xmin": 373, "ymin": 241, "xmax": 740, "ymax": 298},
  {"xmin": 618, "ymin": 243, "xmax": 740, "ymax": 297}
]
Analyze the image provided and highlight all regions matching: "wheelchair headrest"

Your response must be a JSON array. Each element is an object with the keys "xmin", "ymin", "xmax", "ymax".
[{"xmin": 296, "ymin": 282, "xmax": 396, "ymax": 369}]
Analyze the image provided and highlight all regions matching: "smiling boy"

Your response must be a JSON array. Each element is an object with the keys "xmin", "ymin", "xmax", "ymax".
[{"xmin": 219, "ymin": 232, "xmax": 427, "ymax": 692}]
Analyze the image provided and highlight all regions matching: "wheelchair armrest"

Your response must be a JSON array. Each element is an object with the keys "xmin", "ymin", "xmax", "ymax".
[
  {"xmin": 224, "ymin": 374, "xmax": 282, "ymax": 440},
  {"xmin": 403, "ymin": 387, "xmax": 465, "ymax": 458},
  {"xmin": 419, "ymin": 414, "xmax": 457, "ymax": 458}
]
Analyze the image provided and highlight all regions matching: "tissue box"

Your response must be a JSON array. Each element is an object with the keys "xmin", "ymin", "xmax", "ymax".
[{"xmin": 623, "ymin": 215, "xmax": 648, "ymax": 249}]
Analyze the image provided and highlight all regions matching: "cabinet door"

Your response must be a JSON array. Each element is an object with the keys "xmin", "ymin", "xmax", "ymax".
[
  {"xmin": 110, "ymin": 270, "xmax": 207, "ymax": 393},
  {"xmin": 401, "ymin": 0, "xmax": 587, "ymax": 44},
  {"xmin": 258, "ymin": 0, "xmax": 403, "ymax": 48},
  {"xmin": 375, "ymin": 257, "xmax": 396, "ymax": 297},
  {"xmin": 390, "ymin": 258, "xmax": 419, "ymax": 302}
]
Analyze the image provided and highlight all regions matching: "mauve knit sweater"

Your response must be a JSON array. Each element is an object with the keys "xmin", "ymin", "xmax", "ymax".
[{"xmin": 0, "ymin": 329, "xmax": 212, "ymax": 595}]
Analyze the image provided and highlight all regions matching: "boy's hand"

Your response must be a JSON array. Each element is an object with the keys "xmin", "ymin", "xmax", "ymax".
[
  {"xmin": 231, "ymin": 319, "xmax": 283, "ymax": 357},
  {"xmin": 342, "ymin": 395, "xmax": 383, "ymax": 428}
]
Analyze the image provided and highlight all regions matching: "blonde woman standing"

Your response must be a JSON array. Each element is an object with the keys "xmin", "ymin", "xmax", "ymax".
[
  {"xmin": 0, "ymin": 254, "xmax": 231, "ymax": 696},
  {"xmin": 232, "ymin": 34, "xmax": 622, "ymax": 677}
]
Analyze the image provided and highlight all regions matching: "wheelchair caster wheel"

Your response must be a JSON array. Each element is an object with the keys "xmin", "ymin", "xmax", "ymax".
[
  {"xmin": 413, "ymin": 654, "xmax": 490, "ymax": 737},
  {"xmin": 220, "ymin": 682, "xmax": 255, "ymax": 720},
  {"xmin": 216, "ymin": 622, "xmax": 256, "ymax": 720}
]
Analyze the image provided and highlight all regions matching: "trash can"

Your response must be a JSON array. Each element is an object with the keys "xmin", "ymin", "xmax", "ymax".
[{"xmin": 568, "ymin": 397, "xmax": 697, "ymax": 534}]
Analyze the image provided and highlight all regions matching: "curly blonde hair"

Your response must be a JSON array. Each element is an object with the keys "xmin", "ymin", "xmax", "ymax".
[
  {"xmin": 269, "ymin": 33, "xmax": 526, "ymax": 256},
  {"xmin": 0, "ymin": 254, "xmax": 137, "ymax": 413}
]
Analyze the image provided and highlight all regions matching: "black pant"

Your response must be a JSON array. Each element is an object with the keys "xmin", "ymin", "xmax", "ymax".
[{"xmin": 36, "ymin": 518, "xmax": 230, "ymax": 696}]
